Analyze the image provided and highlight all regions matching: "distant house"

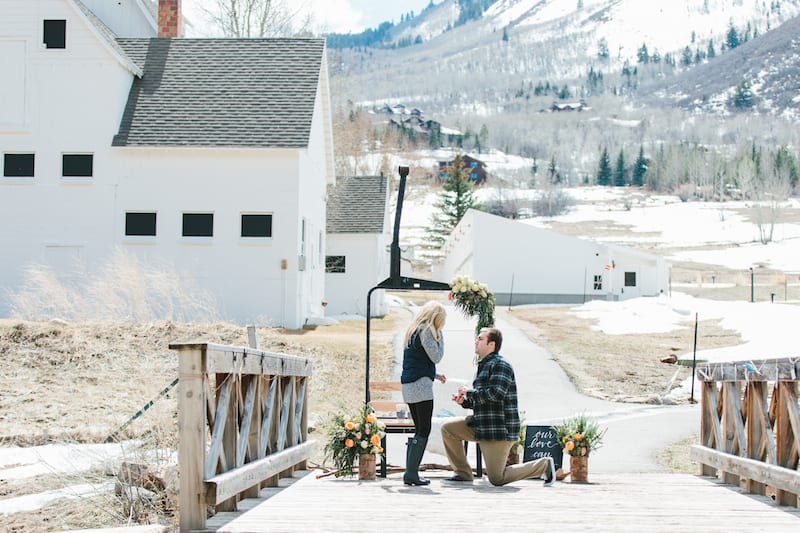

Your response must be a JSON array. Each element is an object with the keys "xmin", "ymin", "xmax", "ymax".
[
  {"xmin": 0, "ymin": 0, "xmax": 335, "ymax": 328},
  {"xmin": 325, "ymin": 176, "xmax": 390, "ymax": 317},
  {"xmin": 434, "ymin": 209, "xmax": 670, "ymax": 304},
  {"xmin": 550, "ymin": 99, "xmax": 591, "ymax": 112},
  {"xmin": 438, "ymin": 155, "xmax": 488, "ymax": 184},
  {"xmin": 378, "ymin": 104, "xmax": 462, "ymax": 147}
]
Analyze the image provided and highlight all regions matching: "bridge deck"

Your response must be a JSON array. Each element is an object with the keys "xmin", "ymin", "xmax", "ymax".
[{"xmin": 203, "ymin": 469, "xmax": 800, "ymax": 532}]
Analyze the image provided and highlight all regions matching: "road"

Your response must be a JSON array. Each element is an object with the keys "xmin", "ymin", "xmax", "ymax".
[{"xmin": 385, "ymin": 301, "xmax": 699, "ymax": 474}]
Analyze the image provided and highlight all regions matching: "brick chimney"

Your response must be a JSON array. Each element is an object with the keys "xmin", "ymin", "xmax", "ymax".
[{"xmin": 158, "ymin": 0, "xmax": 182, "ymax": 38}]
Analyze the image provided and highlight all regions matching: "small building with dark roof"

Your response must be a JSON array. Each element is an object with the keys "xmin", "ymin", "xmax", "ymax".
[{"xmin": 325, "ymin": 176, "xmax": 391, "ymax": 317}]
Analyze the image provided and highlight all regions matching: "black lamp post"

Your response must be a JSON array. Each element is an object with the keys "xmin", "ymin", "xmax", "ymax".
[{"xmin": 364, "ymin": 166, "xmax": 452, "ymax": 404}]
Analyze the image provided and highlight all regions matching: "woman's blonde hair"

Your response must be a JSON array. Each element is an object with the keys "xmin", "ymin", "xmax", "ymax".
[{"xmin": 404, "ymin": 301, "xmax": 447, "ymax": 345}]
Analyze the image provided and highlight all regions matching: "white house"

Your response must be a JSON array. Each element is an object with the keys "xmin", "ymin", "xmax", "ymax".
[
  {"xmin": 325, "ymin": 176, "xmax": 390, "ymax": 317},
  {"xmin": 434, "ymin": 209, "xmax": 671, "ymax": 304},
  {"xmin": 0, "ymin": 0, "xmax": 335, "ymax": 328}
]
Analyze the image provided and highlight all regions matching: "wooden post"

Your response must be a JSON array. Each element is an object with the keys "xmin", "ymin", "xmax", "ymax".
[
  {"xmin": 218, "ymin": 371, "xmax": 239, "ymax": 512},
  {"xmin": 699, "ymin": 381, "xmax": 716, "ymax": 476},
  {"xmin": 175, "ymin": 344, "xmax": 207, "ymax": 532}
]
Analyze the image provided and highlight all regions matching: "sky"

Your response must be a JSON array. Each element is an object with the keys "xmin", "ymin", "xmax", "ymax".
[{"xmin": 182, "ymin": 0, "xmax": 434, "ymax": 36}]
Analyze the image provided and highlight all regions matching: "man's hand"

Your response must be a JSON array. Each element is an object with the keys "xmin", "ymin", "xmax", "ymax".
[{"xmin": 452, "ymin": 385, "xmax": 468, "ymax": 405}]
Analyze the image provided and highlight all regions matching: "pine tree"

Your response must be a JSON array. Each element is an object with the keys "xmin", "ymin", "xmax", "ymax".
[
  {"xmin": 681, "ymin": 46, "xmax": 693, "ymax": 67},
  {"xmin": 632, "ymin": 146, "xmax": 647, "ymax": 187},
  {"xmin": 425, "ymin": 154, "xmax": 479, "ymax": 250},
  {"xmin": 637, "ymin": 42, "xmax": 649, "ymax": 63},
  {"xmin": 596, "ymin": 147, "xmax": 612, "ymax": 186},
  {"xmin": 614, "ymin": 148, "xmax": 627, "ymax": 187},
  {"xmin": 548, "ymin": 155, "xmax": 562, "ymax": 184},
  {"xmin": 732, "ymin": 79, "xmax": 754, "ymax": 109},
  {"xmin": 597, "ymin": 38, "xmax": 609, "ymax": 59},
  {"xmin": 727, "ymin": 22, "xmax": 740, "ymax": 49}
]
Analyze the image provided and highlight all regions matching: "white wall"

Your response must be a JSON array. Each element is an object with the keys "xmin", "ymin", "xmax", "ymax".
[
  {"xmin": 0, "ymin": 0, "xmax": 138, "ymax": 315},
  {"xmin": 325, "ymin": 233, "xmax": 389, "ymax": 317},
  {"xmin": 436, "ymin": 210, "xmax": 669, "ymax": 304},
  {"xmin": 115, "ymin": 147, "xmax": 310, "ymax": 326},
  {"xmin": 79, "ymin": 0, "xmax": 157, "ymax": 38}
]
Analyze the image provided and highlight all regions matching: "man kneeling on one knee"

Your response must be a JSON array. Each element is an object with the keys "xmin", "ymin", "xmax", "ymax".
[{"xmin": 441, "ymin": 327, "xmax": 555, "ymax": 487}]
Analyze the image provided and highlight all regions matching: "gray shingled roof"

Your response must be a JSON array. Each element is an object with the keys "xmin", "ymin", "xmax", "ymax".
[
  {"xmin": 327, "ymin": 176, "xmax": 388, "ymax": 234},
  {"xmin": 112, "ymin": 38, "xmax": 324, "ymax": 147}
]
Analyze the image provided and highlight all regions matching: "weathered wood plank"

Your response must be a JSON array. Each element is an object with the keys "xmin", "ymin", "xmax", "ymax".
[
  {"xmin": 205, "ymin": 471, "xmax": 800, "ymax": 532},
  {"xmin": 177, "ymin": 346, "xmax": 206, "ymax": 532},
  {"xmin": 170, "ymin": 342, "xmax": 313, "ymax": 377},
  {"xmin": 205, "ymin": 441, "xmax": 317, "ymax": 504},
  {"xmin": 690, "ymin": 445, "xmax": 800, "ymax": 494},
  {"xmin": 696, "ymin": 359, "xmax": 800, "ymax": 382}
]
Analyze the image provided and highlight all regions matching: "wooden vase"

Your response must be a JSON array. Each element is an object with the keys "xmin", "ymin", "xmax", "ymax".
[
  {"xmin": 570, "ymin": 455, "xmax": 589, "ymax": 483},
  {"xmin": 358, "ymin": 454, "xmax": 376, "ymax": 480}
]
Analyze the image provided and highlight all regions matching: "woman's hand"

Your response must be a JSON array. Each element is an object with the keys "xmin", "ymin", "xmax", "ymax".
[{"xmin": 438, "ymin": 374, "xmax": 447, "ymax": 384}]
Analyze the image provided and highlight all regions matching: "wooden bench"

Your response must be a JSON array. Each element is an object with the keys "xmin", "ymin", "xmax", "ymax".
[{"xmin": 370, "ymin": 381, "xmax": 482, "ymax": 479}]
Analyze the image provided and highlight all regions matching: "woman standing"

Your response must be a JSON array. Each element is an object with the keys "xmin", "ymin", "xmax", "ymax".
[{"xmin": 400, "ymin": 300, "xmax": 447, "ymax": 486}]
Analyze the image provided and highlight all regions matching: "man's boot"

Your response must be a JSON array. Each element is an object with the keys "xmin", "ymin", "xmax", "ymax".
[{"xmin": 403, "ymin": 436, "xmax": 431, "ymax": 486}]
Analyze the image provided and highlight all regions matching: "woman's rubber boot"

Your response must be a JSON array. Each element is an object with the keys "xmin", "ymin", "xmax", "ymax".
[{"xmin": 403, "ymin": 437, "xmax": 431, "ymax": 486}]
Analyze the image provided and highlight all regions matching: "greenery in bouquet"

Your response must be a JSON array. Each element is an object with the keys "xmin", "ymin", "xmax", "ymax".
[
  {"xmin": 323, "ymin": 402, "xmax": 386, "ymax": 478},
  {"xmin": 552, "ymin": 413, "xmax": 607, "ymax": 457},
  {"xmin": 449, "ymin": 275, "xmax": 495, "ymax": 334}
]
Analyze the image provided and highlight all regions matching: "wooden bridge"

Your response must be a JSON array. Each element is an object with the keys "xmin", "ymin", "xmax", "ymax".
[{"xmin": 168, "ymin": 344, "xmax": 800, "ymax": 532}]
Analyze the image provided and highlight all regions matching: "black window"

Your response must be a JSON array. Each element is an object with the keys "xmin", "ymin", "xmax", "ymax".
[
  {"xmin": 62, "ymin": 154, "xmax": 93, "ymax": 177},
  {"xmin": 3, "ymin": 153, "xmax": 34, "ymax": 177},
  {"xmin": 182, "ymin": 213, "xmax": 213, "ymax": 237},
  {"xmin": 43, "ymin": 20, "xmax": 66, "ymax": 49},
  {"xmin": 593, "ymin": 275, "xmax": 602, "ymax": 291},
  {"xmin": 241, "ymin": 214, "xmax": 272, "ymax": 237},
  {"xmin": 125, "ymin": 212, "xmax": 157, "ymax": 236},
  {"xmin": 326, "ymin": 256, "xmax": 345, "ymax": 273},
  {"xmin": 624, "ymin": 272, "xmax": 637, "ymax": 287}
]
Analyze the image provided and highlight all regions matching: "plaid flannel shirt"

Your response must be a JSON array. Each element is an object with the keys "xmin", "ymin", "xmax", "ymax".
[{"xmin": 461, "ymin": 352, "xmax": 520, "ymax": 441}]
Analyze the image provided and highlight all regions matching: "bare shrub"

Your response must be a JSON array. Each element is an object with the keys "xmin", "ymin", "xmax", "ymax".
[{"xmin": 531, "ymin": 188, "xmax": 575, "ymax": 217}]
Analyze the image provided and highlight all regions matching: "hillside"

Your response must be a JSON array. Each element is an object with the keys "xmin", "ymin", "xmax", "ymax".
[{"xmin": 328, "ymin": 0, "xmax": 800, "ymax": 183}]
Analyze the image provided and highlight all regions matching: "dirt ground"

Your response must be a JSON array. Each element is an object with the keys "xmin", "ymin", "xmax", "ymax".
[{"xmin": 504, "ymin": 306, "xmax": 742, "ymax": 403}]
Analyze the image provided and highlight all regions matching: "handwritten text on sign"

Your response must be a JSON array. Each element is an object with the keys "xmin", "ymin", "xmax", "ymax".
[{"xmin": 522, "ymin": 425, "xmax": 562, "ymax": 470}]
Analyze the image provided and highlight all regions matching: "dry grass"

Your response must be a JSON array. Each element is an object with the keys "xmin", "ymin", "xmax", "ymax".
[
  {"xmin": 8, "ymin": 248, "xmax": 220, "ymax": 323},
  {"xmin": 657, "ymin": 435, "xmax": 700, "ymax": 474},
  {"xmin": 505, "ymin": 306, "xmax": 742, "ymax": 402},
  {"xmin": 0, "ymin": 312, "xmax": 402, "ymax": 532}
]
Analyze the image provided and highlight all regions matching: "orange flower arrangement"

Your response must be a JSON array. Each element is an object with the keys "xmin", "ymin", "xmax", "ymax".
[
  {"xmin": 324, "ymin": 402, "xmax": 386, "ymax": 477},
  {"xmin": 552, "ymin": 413, "xmax": 606, "ymax": 457}
]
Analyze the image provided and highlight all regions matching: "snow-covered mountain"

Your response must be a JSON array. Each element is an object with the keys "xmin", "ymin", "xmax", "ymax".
[{"xmin": 330, "ymin": 0, "xmax": 800, "ymax": 118}]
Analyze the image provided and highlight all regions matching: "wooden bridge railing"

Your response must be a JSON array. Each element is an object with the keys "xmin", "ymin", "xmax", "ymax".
[
  {"xmin": 691, "ymin": 357, "xmax": 800, "ymax": 507},
  {"xmin": 170, "ymin": 342, "xmax": 314, "ymax": 532}
]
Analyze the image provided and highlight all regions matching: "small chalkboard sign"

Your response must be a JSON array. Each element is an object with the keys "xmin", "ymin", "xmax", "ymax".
[{"xmin": 522, "ymin": 425, "xmax": 563, "ymax": 470}]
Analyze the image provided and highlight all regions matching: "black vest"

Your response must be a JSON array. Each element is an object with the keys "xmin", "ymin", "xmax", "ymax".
[{"xmin": 400, "ymin": 331, "xmax": 436, "ymax": 383}]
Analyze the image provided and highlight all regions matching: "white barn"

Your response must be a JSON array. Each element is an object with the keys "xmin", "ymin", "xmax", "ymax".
[
  {"xmin": 0, "ymin": 0, "xmax": 335, "ymax": 328},
  {"xmin": 324, "ymin": 176, "xmax": 390, "ymax": 317},
  {"xmin": 434, "ymin": 209, "xmax": 671, "ymax": 305}
]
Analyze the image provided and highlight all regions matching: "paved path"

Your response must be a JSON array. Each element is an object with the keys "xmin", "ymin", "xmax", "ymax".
[{"xmin": 386, "ymin": 301, "xmax": 698, "ymax": 473}]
